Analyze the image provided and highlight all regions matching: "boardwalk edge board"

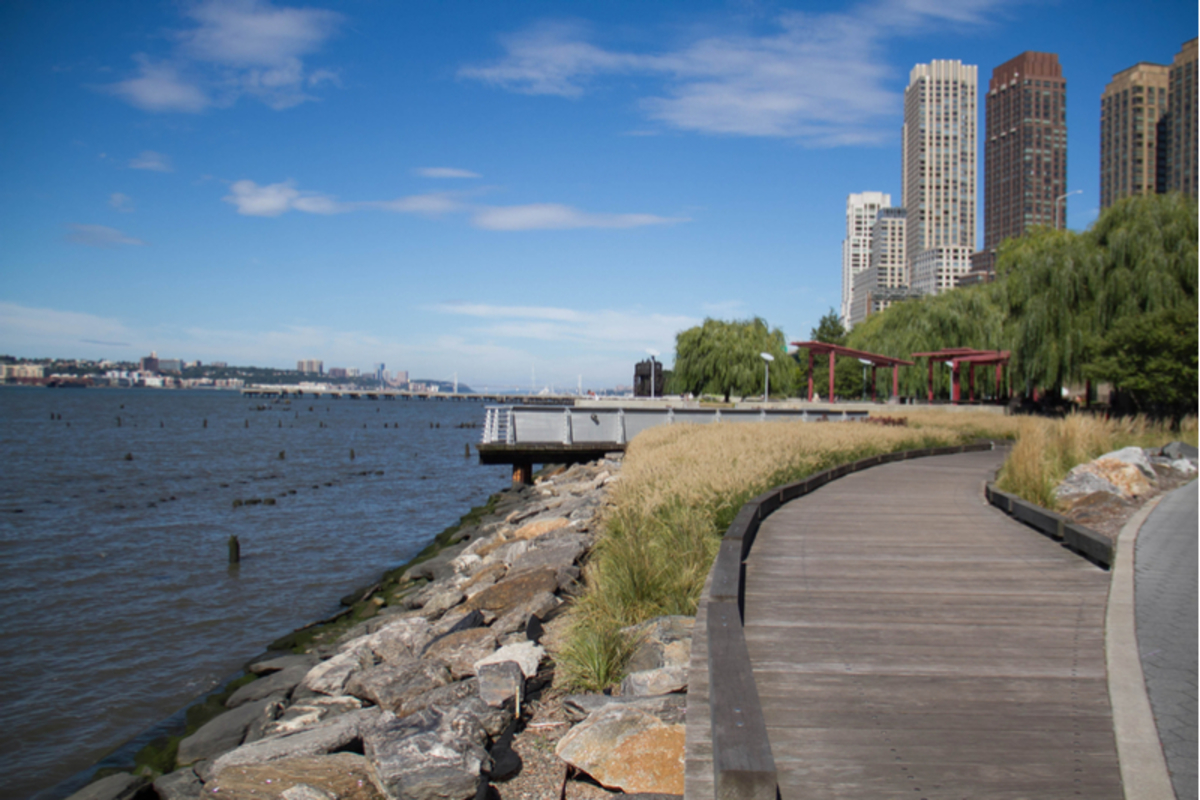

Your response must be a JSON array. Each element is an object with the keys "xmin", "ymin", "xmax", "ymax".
[
  {"xmin": 983, "ymin": 483, "xmax": 1115, "ymax": 568},
  {"xmin": 705, "ymin": 440, "xmax": 994, "ymax": 798}
]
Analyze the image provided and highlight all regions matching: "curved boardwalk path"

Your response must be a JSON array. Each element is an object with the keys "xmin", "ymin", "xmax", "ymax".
[{"xmin": 686, "ymin": 449, "xmax": 1123, "ymax": 799}]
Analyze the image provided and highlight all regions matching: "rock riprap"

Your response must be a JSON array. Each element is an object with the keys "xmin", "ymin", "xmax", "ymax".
[{"xmin": 70, "ymin": 457, "xmax": 624, "ymax": 800}]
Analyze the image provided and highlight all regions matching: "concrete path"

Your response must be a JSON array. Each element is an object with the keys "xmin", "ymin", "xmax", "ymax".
[
  {"xmin": 739, "ymin": 450, "xmax": 1122, "ymax": 799},
  {"xmin": 1135, "ymin": 481, "xmax": 1198, "ymax": 800}
]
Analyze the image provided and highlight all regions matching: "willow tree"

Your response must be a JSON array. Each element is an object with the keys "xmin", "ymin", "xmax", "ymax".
[{"xmin": 669, "ymin": 317, "xmax": 798, "ymax": 401}]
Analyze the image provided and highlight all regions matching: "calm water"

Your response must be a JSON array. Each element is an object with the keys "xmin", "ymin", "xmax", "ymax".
[{"xmin": 0, "ymin": 387, "xmax": 509, "ymax": 800}]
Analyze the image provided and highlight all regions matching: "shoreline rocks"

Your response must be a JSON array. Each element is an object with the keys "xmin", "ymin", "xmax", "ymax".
[{"xmin": 72, "ymin": 457, "xmax": 651, "ymax": 800}]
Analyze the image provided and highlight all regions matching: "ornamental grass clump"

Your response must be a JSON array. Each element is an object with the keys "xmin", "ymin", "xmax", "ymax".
[
  {"xmin": 996, "ymin": 413, "xmax": 1198, "ymax": 509},
  {"xmin": 559, "ymin": 410, "xmax": 1021, "ymax": 691}
]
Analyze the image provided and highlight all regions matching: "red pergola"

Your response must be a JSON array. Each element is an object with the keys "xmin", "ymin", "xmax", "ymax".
[
  {"xmin": 791, "ymin": 342, "xmax": 915, "ymax": 403},
  {"xmin": 910, "ymin": 348, "xmax": 1011, "ymax": 404}
]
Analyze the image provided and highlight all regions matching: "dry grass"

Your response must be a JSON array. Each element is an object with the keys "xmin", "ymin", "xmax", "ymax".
[
  {"xmin": 996, "ymin": 413, "xmax": 1198, "ymax": 509},
  {"xmin": 558, "ymin": 410, "xmax": 1019, "ymax": 691}
]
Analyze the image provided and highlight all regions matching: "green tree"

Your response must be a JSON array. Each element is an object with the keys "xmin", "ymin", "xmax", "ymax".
[
  {"xmin": 669, "ymin": 317, "xmax": 798, "ymax": 401},
  {"xmin": 1085, "ymin": 304, "xmax": 1198, "ymax": 424}
]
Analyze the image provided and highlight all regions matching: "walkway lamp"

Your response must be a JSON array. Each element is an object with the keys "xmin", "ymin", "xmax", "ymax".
[
  {"xmin": 646, "ymin": 349, "xmax": 659, "ymax": 400},
  {"xmin": 760, "ymin": 352, "xmax": 775, "ymax": 402},
  {"xmin": 859, "ymin": 358, "xmax": 871, "ymax": 401}
]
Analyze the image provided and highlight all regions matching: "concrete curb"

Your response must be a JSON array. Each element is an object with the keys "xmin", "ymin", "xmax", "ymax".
[{"xmin": 1106, "ymin": 494, "xmax": 1175, "ymax": 800}]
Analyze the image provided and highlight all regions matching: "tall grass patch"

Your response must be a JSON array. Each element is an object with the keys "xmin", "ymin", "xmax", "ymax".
[{"xmin": 559, "ymin": 411, "xmax": 1020, "ymax": 691}]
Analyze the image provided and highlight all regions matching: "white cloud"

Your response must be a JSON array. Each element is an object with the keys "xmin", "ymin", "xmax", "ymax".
[
  {"xmin": 461, "ymin": 0, "xmax": 1006, "ymax": 145},
  {"xmin": 415, "ymin": 167, "xmax": 482, "ymax": 179},
  {"xmin": 104, "ymin": 0, "xmax": 343, "ymax": 113},
  {"xmin": 471, "ymin": 203, "xmax": 687, "ymax": 231},
  {"xmin": 0, "ymin": 303, "xmax": 138, "ymax": 357},
  {"xmin": 66, "ymin": 224, "xmax": 147, "ymax": 248},
  {"xmin": 222, "ymin": 179, "xmax": 464, "ymax": 217},
  {"xmin": 109, "ymin": 193, "xmax": 134, "ymax": 212},
  {"xmin": 433, "ymin": 302, "xmax": 698, "ymax": 350},
  {"xmin": 129, "ymin": 151, "xmax": 173, "ymax": 172}
]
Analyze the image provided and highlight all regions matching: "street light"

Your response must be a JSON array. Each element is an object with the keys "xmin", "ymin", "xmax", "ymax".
[
  {"xmin": 1055, "ymin": 189, "xmax": 1082, "ymax": 230},
  {"xmin": 760, "ymin": 352, "xmax": 775, "ymax": 402},
  {"xmin": 858, "ymin": 358, "xmax": 871, "ymax": 401},
  {"xmin": 646, "ymin": 349, "xmax": 660, "ymax": 400}
]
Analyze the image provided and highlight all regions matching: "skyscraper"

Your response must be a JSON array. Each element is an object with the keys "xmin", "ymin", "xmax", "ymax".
[
  {"xmin": 1100, "ymin": 62, "xmax": 1170, "ymax": 208},
  {"xmin": 1167, "ymin": 38, "xmax": 1198, "ymax": 197},
  {"xmin": 848, "ymin": 207, "xmax": 912, "ymax": 327},
  {"xmin": 840, "ymin": 191, "xmax": 890, "ymax": 325},
  {"xmin": 984, "ymin": 53, "xmax": 1068, "ymax": 256},
  {"xmin": 902, "ymin": 60, "xmax": 978, "ymax": 293}
]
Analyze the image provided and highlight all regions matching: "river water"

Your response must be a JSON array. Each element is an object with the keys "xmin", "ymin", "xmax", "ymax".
[{"xmin": 0, "ymin": 387, "xmax": 510, "ymax": 799}]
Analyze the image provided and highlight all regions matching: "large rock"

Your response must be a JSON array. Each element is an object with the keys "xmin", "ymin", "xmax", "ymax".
[
  {"xmin": 1101, "ymin": 446, "xmax": 1156, "ymax": 477},
  {"xmin": 474, "ymin": 641, "xmax": 545, "ymax": 678},
  {"xmin": 422, "ymin": 627, "xmax": 498, "ymax": 679},
  {"xmin": 210, "ymin": 707, "xmax": 381, "ymax": 778},
  {"xmin": 490, "ymin": 591, "xmax": 562, "ymax": 637},
  {"xmin": 401, "ymin": 543, "xmax": 469, "ymax": 583},
  {"xmin": 262, "ymin": 695, "xmax": 363, "ymax": 738},
  {"xmin": 346, "ymin": 659, "xmax": 451, "ymax": 713},
  {"xmin": 347, "ymin": 617, "xmax": 434, "ymax": 664},
  {"xmin": 1057, "ymin": 455, "xmax": 1154, "ymax": 501},
  {"xmin": 507, "ymin": 534, "xmax": 588, "ymax": 575},
  {"xmin": 64, "ymin": 774, "xmax": 151, "ymax": 800},
  {"xmin": 619, "ymin": 665, "xmax": 688, "ymax": 697},
  {"xmin": 206, "ymin": 753, "xmax": 384, "ymax": 800},
  {"xmin": 299, "ymin": 650, "xmax": 364, "ymax": 697},
  {"xmin": 177, "ymin": 695, "xmax": 283, "ymax": 766},
  {"xmin": 364, "ymin": 708, "xmax": 490, "ymax": 800},
  {"xmin": 554, "ymin": 706, "xmax": 685, "ymax": 796},
  {"xmin": 512, "ymin": 517, "xmax": 572, "ymax": 541},
  {"xmin": 562, "ymin": 693, "xmax": 687, "ymax": 724},
  {"xmin": 476, "ymin": 660, "xmax": 525, "ymax": 708},
  {"xmin": 622, "ymin": 616, "xmax": 694, "ymax": 673},
  {"xmin": 399, "ymin": 679, "xmax": 513, "ymax": 738},
  {"xmin": 1162, "ymin": 441, "xmax": 1199, "ymax": 462},
  {"xmin": 250, "ymin": 654, "xmax": 319, "ymax": 675},
  {"xmin": 460, "ymin": 563, "xmax": 508, "ymax": 598},
  {"xmin": 463, "ymin": 567, "xmax": 559, "ymax": 614},
  {"xmin": 152, "ymin": 768, "xmax": 203, "ymax": 800},
  {"xmin": 227, "ymin": 665, "xmax": 311, "ymax": 708}
]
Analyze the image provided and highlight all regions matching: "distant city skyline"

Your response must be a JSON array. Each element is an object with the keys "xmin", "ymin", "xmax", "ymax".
[{"xmin": 1, "ymin": 1, "xmax": 1195, "ymax": 387}]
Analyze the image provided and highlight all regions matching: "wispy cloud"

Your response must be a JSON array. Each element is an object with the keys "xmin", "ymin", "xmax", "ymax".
[
  {"xmin": 66, "ymin": 224, "xmax": 146, "ymax": 248},
  {"xmin": 222, "ymin": 179, "xmax": 463, "ymax": 217},
  {"xmin": 461, "ymin": 0, "xmax": 1006, "ymax": 145},
  {"xmin": 104, "ymin": 0, "xmax": 343, "ymax": 113},
  {"xmin": 471, "ymin": 203, "xmax": 687, "ymax": 231},
  {"xmin": 129, "ymin": 151, "xmax": 173, "ymax": 172},
  {"xmin": 108, "ymin": 193, "xmax": 135, "ymax": 212},
  {"xmin": 222, "ymin": 179, "xmax": 681, "ymax": 230},
  {"xmin": 415, "ymin": 167, "xmax": 482, "ymax": 179},
  {"xmin": 433, "ymin": 302, "xmax": 698, "ymax": 349}
]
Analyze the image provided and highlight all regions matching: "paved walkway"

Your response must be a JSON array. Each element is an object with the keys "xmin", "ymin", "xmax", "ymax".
[
  {"xmin": 1135, "ymin": 481, "xmax": 1198, "ymax": 800},
  {"xmin": 737, "ymin": 450, "xmax": 1122, "ymax": 799}
]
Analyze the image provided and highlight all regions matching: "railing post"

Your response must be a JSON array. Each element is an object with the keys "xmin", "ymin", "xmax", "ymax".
[
  {"xmin": 563, "ymin": 407, "xmax": 573, "ymax": 445},
  {"xmin": 617, "ymin": 408, "xmax": 626, "ymax": 445}
]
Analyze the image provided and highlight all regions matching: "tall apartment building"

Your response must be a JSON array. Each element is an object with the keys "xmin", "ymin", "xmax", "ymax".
[
  {"xmin": 848, "ymin": 208, "xmax": 913, "ymax": 327},
  {"xmin": 1100, "ymin": 62, "xmax": 1170, "ymax": 208},
  {"xmin": 1168, "ymin": 38, "xmax": 1197, "ymax": 196},
  {"xmin": 840, "ymin": 191, "xmax": 890, "ymax": 325},
  {"xmin": 984, "ymin": 53, "xmax": 1068, "ymax": 254},
  {"xmin": 297, "ymin": 359, "xmax": 324, "ymax": 374},
  {"xmin": 902, "ymin": 60, "xmax": 978, "ymax": 292},
  {"xmin": 912, "ymin": 246, "xmax": 974, "ymax": 295}
]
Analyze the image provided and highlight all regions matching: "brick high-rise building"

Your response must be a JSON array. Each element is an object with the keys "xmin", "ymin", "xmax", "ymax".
[
  {"xmin": 902, "ymin": 60, "xmax": 978, "ymax": 286},
  {"xmin": 1167, "ymin": 38, "xmax": 1198, "ymax": 197},
  {"xmin": 984, "ymin": 53, "xmax": 1068, "ymax": 258},
  {"xmin": 840, "ymin": 191, "xmax": 890, "ymax": 325},
  {"xmin": 1100, "ymin": 62, "xmax": 1170, "ymax": 208}
]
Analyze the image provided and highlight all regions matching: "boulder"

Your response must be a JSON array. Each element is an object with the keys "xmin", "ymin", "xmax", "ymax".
[
  {"xmin": 463, "ymin": 567, "xmax": 559, "ymax": 614},
  {"xmin": 1162, "ymin": 441, "xmax": 1199, "ymax": 462},
  {"xmin": 422, "ymin": 627, "xmax": 498, "ymax": 679},
  {"xmin": 429, "ymin": 608, "xmax": 485, "ymax": 638},
  {"xmin": 1054, "ymin": 469, "xmax": 1123, "ymax": 502},
  {"xmin": 622, "ymin": 616, "xmax": 694, "ymax": 673},
  {"xmin": 400, "ymin": 679, "xmax": 513, "ymax": 738},
  {"xmin": 151, "ymin": 768, "xmax": 203, "ymax": 800},
  {"xmin": 364, "ymin": 708, "xmax": 490, "ymax": 800},
  {"xmin": 476, "ymin": 660, "xmax": 525, "ymax": 708},
  {"xmin": 401, "ymin": 543, "xmax": 469, "ymax": 583},
  {"xmin": 562, "ymin": 693, "xmax": 687, "ymax": 724},
  {"xmin": 1057, "ymin": 456, "xmax": 1153, "ymax": 501},
  {"xmin": 64, "ymin": 773, "xmax": 151, "ymax": 800},
  {"xmin": 416, "ymin": 585, "xmax": 465, "ymax": 618},
  {"xmin": 513, "ymin": 517, "xmax": 572, "ymax": 541},
  {"xmin": 346, "ymin": 659, "xmax": 451, "ymax": 714},
  {"xmin": 1101, "ymin": 446, "xmax": 1156, "ymax": 477},
  {"xmin": 347, "ymin": 617, "xmax": 434, "ymax": 664},
  {"xmin": 227, "ymin": 665, "xmax": 311, "ymax": 708},
  {"xmin": 474, "ymin": 641, "xmax": 545, "ymax": 678},
  {"xmin": 250, "ymin": 653, "xmax": 319, "ymax": 675},
  {"xmin": 490, "ymin": 591, "xmax": 562, "ymax": 637},
  {"xmin": 461, "ymin": 563, "xmax": 508, "ymax": 598},
  {"xmin": 210, "ymin": 707, "xmax": 381, "ymax": 778},
  {"xmin": 619, "ymin": 665, "xmax": 688, "ymax": 697},
  {"xmin": 299, "ymin": 650, "xmax": 364, "ymax": 697},
  {"xmin": 483, "ymin": 539, "xmax": 531, "ymax": 566},
  {"xmin": 508, "ymin": 534, "xmax": 588, "ymax": 575},
  {"xmin": 177, "ymin": 695, "xmax": 283, "ymax": 766},
  {"xmin": 1170, "ymin": 458, "xmax": 1198, "ymax": 475},
  {"xmin": 262, "ymin": 695, "xmax": 363, "ymax": 738},
  {"xmin": 206, "ymin": 753, "xmax": 383, "ymax": 800},
  {"xmin": 554, "ymin": 706, "xmax": 685, "ymax": 795}
]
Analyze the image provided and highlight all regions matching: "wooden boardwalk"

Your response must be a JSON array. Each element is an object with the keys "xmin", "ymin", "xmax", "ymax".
[{"xmin": 685, "ymin": 450, "xmax": 1123, "ymax": 799}]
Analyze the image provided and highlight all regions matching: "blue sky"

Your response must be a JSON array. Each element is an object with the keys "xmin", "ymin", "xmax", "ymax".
[{"xmin": 1, "ymin": 0, "xmax": 1195, "ymax": 390}]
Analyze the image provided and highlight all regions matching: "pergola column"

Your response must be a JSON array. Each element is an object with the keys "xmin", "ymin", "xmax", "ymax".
[
  {"xmin": 951, "ymin": 362, "xmax": 961, "ymax": 405},
  {"xmin": 892, "ymin": 366, "xmax": 899, "ymax": 400},
  {"xmin": 828, "ymin": 351, "xmax": 836, "ymax": 404},
  {"xmin": 870, "ymin": 366, "xmax": 877, "ymax": 402},
  {"xmin": 927, "ymin": 360, "xmax": 934, "ymax": 403},
  {"xmin": 969, "ymin": 363, "xmax": 976, "ymax": 403},
  {"xmin": 807, "ymin": 350, "xmax": 814, "ymax": 402}
]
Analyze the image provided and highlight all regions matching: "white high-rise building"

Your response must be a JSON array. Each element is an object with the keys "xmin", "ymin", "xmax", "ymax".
[
  {"xmin": 902, "ymin": 60, "xmax": 978, "ymax": 290},
  {"xmin": 848, "ymin": 208, "xmax": 912, "ymax": 327},
  {"xmin": 840, "ymin": 191, "xmax": 891, "ymax": 325}
]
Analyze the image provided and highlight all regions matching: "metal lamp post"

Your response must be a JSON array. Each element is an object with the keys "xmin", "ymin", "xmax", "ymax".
[
  {"xmin": 760, "ymin": 352, "xmax": 775, "ymax": 402},
  {"xmin": 646, "ymin": 349, "xmax": 660, "ymax": 400},
  {"xmin": 859, "ymin": 358, "xmax": 871, "ymax": 401}
]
